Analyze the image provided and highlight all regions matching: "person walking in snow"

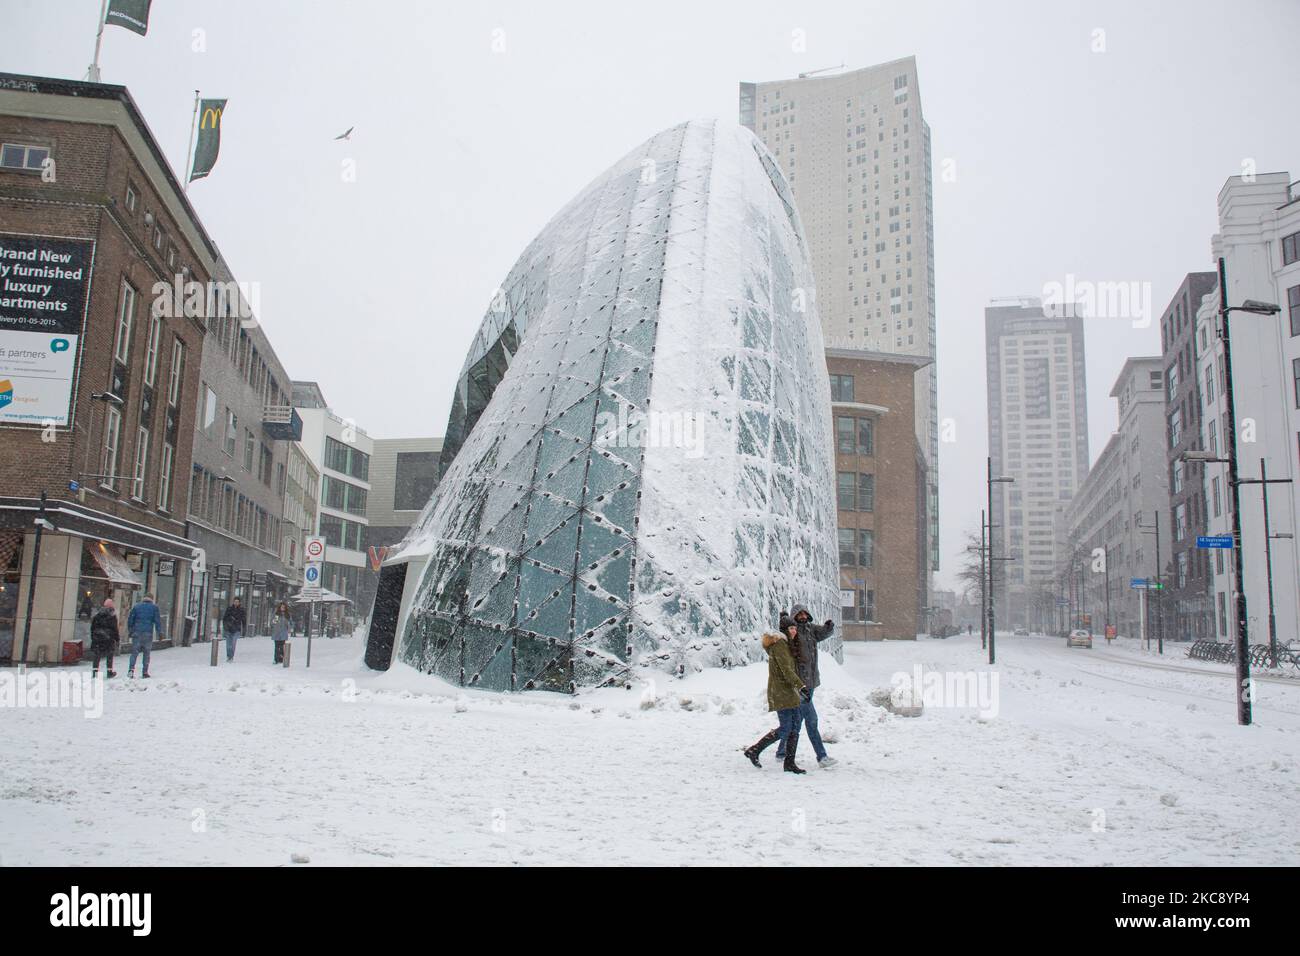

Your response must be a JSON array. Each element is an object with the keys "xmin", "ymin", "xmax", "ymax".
[
  {"xmin": 742, "ymin": 629, "xmax": 809, "ymax": 774},
  {"xmin": 126, "ymin": 592, "xmax": 162, "ymax": 678},
  {"xmin": 775, "ymin": 604, "xmax": 837, "ymax": 769},
  {"xmin": 272, "ymin": 601, "xmax": 291, "ymax": 664},
  {"xmin": 89, "ymin": 598, "xmax": 120, "ymax": 678},
  {"xmin": 222, "ymin": 597, "xmax": 246, "ymax": 662}
]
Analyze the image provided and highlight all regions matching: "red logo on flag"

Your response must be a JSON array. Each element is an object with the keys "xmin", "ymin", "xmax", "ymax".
[{"xmin": 367, "ymin": 546, "xmax": 389, "ymax": 571}]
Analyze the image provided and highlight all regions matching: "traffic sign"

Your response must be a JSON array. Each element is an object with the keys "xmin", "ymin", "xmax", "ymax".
[
  {"xmin": 1130, "ymin": 578, "xmax": 1148, "ymax": 589},
  {"xmin": 304, "ymin": 536, "xmax": 326, "ymax": 562},
  {"xmin": 301, "ymin": 561, "xmax": 322, "ymax": 601},
  {"xmin": 1197, "ymin": 535, "xmax": 1233, "ymax": 549}
]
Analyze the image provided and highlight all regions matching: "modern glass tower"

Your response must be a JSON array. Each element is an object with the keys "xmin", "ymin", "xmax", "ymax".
[{"xmin": 365, "ymin": 120, "xmax": 842, "ymax": 691}]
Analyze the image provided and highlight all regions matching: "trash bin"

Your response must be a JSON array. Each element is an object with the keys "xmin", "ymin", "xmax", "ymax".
[{"xmin": 62, "ymin": 640, "xmax": 84, "ymax": 665}]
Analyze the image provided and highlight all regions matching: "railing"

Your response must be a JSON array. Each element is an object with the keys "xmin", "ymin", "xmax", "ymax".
[{"xmin": 1188, "ymin": 639, "xmax": 1300, "ymax": 674}]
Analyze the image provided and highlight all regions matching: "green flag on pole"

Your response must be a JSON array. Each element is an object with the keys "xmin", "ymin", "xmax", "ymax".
[
  {"xmin": 190, "ymin": 99, "xmax": 227, "ymax": 183},
  {"xmin": 105, "ymin": 0, "xmax": 152, "ymax": 36}
]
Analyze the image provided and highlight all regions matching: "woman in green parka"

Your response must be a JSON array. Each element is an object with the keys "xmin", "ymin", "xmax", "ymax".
[{"xmin": 742, "ymin": 624, "xmax": 809, "ymax": 774}]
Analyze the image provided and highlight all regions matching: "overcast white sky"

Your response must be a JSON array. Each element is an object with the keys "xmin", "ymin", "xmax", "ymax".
[{"xmin": 3, "ymin": 0, "xmax": 1299, "ymax": 590}]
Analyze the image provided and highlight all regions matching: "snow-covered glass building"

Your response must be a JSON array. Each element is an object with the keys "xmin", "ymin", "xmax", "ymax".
[{"xmin": 364, "ymin": 119, "xmax": 841, "ymax": 691}]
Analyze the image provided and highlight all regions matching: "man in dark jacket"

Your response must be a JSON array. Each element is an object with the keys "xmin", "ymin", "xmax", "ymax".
[
  {"xmin": 222, "ymin": 598, "xmax": 246, "ymax": 662},
  {"xmin": 126, "ymin": 593, "xmax": 162, "ymax": 678},
  {"xmin": 89, "ymin": 598, "xmax": 120, "ymax": 678},
  {"xmin": 775, "ymin": 604, "xmax": 837, "ymax": 768}
]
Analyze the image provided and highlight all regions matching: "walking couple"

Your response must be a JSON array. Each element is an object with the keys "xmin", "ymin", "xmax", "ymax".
[{"xmin": 743, "ymin": 605, "xmax": 837, "ymax": 774}]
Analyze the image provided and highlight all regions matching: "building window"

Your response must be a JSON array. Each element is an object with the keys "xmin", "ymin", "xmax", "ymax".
[
  {"xmin": 1212, "ymin": 475, "xmax": 1221, "ymax": 517},
  {"xmin": 836, "ymin": 416, "xmax": 855, "ymax": 454},
  {"xmin": 857, "ymin": 473, "xmax": 875, "ymax": 512},
  {"xmin": 394, "ymin": 451, "xmax": 438, "ymax": 510},
  {"xmin": 1217, "ymin": 592, "xmax": 1228, "ymax": 637},
  {"xmin": 244, "ymin": 428, "xmax": 255, "ymax": 471},
  {"xmin": 1294, "ymin": 358, "xmax": 1300, "ymax": 409},
  {"xmin": 125, "ymin": 182, "xmax": 137, "ymax": 213},
  {"xmin": 0, "ymin": 142, "xmax": 50, "ymax": 171},
  {"xmin": 1288, "ymin": 285, "xmax": 1300, "ymax": 338},
  {"xmin": 114, "ymin": 280, "xmax": 136, "ymax": 364},
  {"xmin": 838, "ymin": 528, "xmax": 855, "ymax": 566},
  {"xmin": 836, "ymin": 472, "xmax": 855, "ymax": 510},
  {"xmin": 168, "ymin": 338, "xmax": 184, "ymax": 406},
  {"xmin": 224, "ymin": 408, "xmax": 237, "ymax": 456},
  {"xmin": 101, "ymin": 405, "xmax": 121, "ymax": 488},
  {"xmin": 324, "ymin": 435, "xmax": 370, "ymax": 481},
  {"xmin": 1283, "ymin": 230, "xmax": 1300, "ymax": 266},
  {"xmin": 857, "ymin": 529, "xmax": 874, "ymax": 567},
  {"xmin": 132, "ymin": 427, "xmax": 149, "ymax": 500},
  {"xmin": 159, "ymin": 442, "xmax": 174, "ymax": 511},
  {"xmin": 857, "ymin": 418, "xmax": 874, "ymax": 455},
  {"xmin": 829, "ymin": 374, "xmax": 854, "ymax": 403},
  {"xmin": 143, "ymin": 315, "xmax": 162, "ymax": 386}
]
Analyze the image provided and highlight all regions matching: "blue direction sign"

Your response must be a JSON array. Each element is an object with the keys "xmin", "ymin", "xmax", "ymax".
[
  {"xmin": 305, "ymin": 565, "xmax": 320, "ymax": 583},
  {"xmin": 1130, "ymin": 578, "xmax": 1149, "ymax": 589},
  {"xmin": 1197, "ymin": 535, "xmax": 1234, "ymax": 549}
]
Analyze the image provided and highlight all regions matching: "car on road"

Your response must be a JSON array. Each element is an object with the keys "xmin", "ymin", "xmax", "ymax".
[
  {"xmin": 1067, "ymin": 629, "xmax": 1093, "ymax": 649},
  {"xmin": 1013, "ymin": 627, "xmax": 1030, "ymax": 636}
]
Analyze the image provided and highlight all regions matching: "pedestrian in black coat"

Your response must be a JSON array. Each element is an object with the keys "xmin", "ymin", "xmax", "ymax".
[{"xmin": 89, "ymin": 598, "xmax": 119, "ymax": 677}]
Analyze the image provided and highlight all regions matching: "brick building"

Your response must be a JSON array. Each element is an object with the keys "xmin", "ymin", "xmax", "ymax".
[
  {"xmin": 185, "ymin": 255, "xmax": 302, "ymax": 642},
  {"xmin": 826, "ymin": 348, "xmax": 930, "ymax": 640},
  {"xmin": 1, "ymin": 74, "xmax": 212, "ymax": 660},
  {"xmin": 1159, "ymin": 272, "xmax": 1218, "ymax": 641}
]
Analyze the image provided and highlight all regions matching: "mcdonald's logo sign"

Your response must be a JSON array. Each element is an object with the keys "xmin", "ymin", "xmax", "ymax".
[{"xmin": 189, "ymin": 97, "xmax": 228, "ymax": 183}]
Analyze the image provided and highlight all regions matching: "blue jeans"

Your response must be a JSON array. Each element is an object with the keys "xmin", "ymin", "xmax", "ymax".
[
  {"xmin": 776, "ymin": 689, "xmax": 828, "ymax": 761},
  {"xmin": 224, "ymin": 629, "xmax": 240, "ymax": 661},
  {"xmin": 775, "ymin": 706, "xmax": 803, "ymax": 746},
  {"xmin": 128, "ymin": 634, "xmax": 151, "ymax": 674}
]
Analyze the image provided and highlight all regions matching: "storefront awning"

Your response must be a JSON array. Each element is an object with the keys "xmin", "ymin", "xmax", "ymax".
[{"xmin": 85, "ymin": 541, "xmax": 143, "ymax": 587}]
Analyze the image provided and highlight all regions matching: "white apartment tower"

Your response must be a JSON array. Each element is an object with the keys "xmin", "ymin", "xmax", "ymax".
[
  {"xmin": 741, "ymin": 57, "xmax": 939, "ymax": 571},
  {"xmin": 1194, "ymin": 173, "xmax": 1300, "ymax": 648},
  {"xmin": 985, "ymin": 300, "xmax": 1090, "ymax": 628}
]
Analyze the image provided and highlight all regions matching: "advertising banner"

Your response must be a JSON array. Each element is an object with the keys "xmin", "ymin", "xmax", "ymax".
[{"xmin": 0, "ymin": 233, "xmax": 96, "ymax": 427}]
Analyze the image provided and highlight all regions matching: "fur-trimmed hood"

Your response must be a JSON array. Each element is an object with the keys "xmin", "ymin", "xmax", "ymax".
[{"xmin": 761, "ymin": 632, "xmax": 786, "ymax": 650}]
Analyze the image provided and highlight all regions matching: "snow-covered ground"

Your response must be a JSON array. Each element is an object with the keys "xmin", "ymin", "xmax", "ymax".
[{"xmin": 1, "ymin": 630, "xmax": 1297, "ymax": 866}]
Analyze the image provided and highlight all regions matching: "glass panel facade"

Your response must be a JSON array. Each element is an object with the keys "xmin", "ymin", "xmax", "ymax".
[{"xmin": 385, "ymin": 120, "xmax": 840, "ymax": 691}]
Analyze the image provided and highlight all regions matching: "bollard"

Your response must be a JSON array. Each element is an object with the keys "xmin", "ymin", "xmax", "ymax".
[
  {"xmin": 210, "ymin": 633, "xmax": 218, "ymax": 666},
  {"xmin": 283, "ymin": 642, "xmax": 291, "ymax": 668}
]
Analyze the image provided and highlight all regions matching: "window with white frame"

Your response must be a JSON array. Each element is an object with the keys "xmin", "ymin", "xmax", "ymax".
[
  {"xmin": 159, "ymin": 442, "xmax": 174, "ymax": 511},
  {"xmin": 132, "ymin": 427, "xmax": 149, "ymax": 500},
  {"xmin": 114, "ymin": 280, "xmax": 136, "ymax": 363},
  {"xmin": 144, "ymin": 315, "xmax": 162, "ymax": 386},
  {"xmin": 167, "ymin": 338, "xmax": 184, "ymax": 406},
  {"xmin": 101, "ymin": 405, "xmax": 121, "ymax": 487},
  {"xmin": 0, "ymin": 142, "xmax": 50, "ymax": 171}
]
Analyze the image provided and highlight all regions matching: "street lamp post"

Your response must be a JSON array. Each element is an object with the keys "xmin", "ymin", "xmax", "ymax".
[
  {"xmin": 986, "ymin": 456, "xmax": 1015, "ymax": 665},
  {"xmin": 1137, "ymin": 512, "xmax": 1163, "ymax": 654},
  {"xmin": 1239, "ymin": 456, "xmax": 1292, "ymax": 669},
  {"xmin": 1214, "ymin": 254, "xmax": 1282, "ymax": 725},
  {"xmin": 979, "ymin": 509, "xmax": 987, "ymax": 650}
]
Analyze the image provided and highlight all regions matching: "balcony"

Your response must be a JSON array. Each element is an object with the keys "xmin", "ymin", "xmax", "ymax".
[{"xmin": 262, "ymin": 404, "xmax": 303, "ymax": 441}]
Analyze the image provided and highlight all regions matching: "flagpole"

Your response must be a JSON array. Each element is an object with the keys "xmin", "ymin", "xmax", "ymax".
[
  {"xmin": 183, "ymin": 91, "xmax": 200, "ymax": 193},
  {"xmin": 88, "ymin": 0, "xmax": 110, "ymax": 81}
]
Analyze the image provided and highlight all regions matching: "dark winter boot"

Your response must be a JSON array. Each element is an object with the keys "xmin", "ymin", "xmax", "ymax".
[
  {"xmin": 783, "ymin": 733, "xmax": 806, "ymax": 774},
  {"xmin": 743, "ymin": 729, "xmax": 781, "ymax": 768}
]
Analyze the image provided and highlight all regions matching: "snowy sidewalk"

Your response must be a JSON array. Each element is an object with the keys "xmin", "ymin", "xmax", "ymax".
[{"xmin": 0, "ymin": 631, "xmax": 1296, "ymax": 865}]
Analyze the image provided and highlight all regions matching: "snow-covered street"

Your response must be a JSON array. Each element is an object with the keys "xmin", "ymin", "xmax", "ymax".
[{"xmin": 1, "ymin": 631, "xmax": 1296, "ymax": 866}]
